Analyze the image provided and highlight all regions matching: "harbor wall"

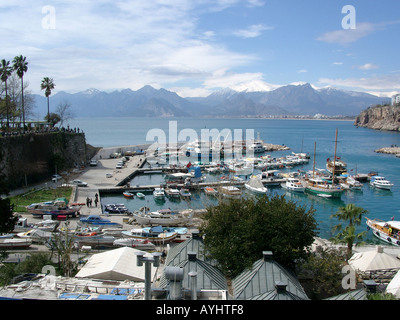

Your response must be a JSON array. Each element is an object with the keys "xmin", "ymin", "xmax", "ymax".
[{"xmin": 0, "ymin": 131, "xmax": 93, "ymax": 190}]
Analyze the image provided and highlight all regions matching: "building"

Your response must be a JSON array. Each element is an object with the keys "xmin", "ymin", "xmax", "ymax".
[{"xmin": 392, "ymin": 94, "xmax": 400, "ymax": 106}]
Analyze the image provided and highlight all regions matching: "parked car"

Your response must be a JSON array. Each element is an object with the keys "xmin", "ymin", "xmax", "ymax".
[
  {"xmin": 89, "ymin": 159, "xmax": 98, "ymax": 166},
  {"xmin": 52, "ymin": 174, "xmax": 62, "ymax": 182},
  {"xmin": 69, "ymin": 179, "xmax": 88, "ymax": 187},
  {"xmin": 116, "ymin": 161, "xmax": 124, "ymax": 169}
]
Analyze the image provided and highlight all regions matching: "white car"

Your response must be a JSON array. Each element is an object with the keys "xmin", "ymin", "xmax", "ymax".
[
  {"xmin": 116, "ymin": 161, "xmax": 124, "ymax": 169},
  {"xmin": 69, "ymin": 179, "xmax": 88, "ymax": 187},
  {"xmin": 90, "ymin": 159, "xmax": 98, "ymax": 166},
  {"xmin": 52, "ymin": 174, "xmax": 62, "ymax": 182}
]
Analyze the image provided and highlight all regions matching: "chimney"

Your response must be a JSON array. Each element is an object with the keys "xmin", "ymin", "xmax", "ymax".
[
  {"xmin": 164, "ymin": 267, "xmax": 184, "ymax": 300},
  {"xmin": 263, "ymin": 251, "xmax": 273, "ymax": 261},
  {"xmin": 188, "ymin": 271, "xmax": 198, "ymax": 300},
  {"xmin": 188, "ymin": 251, "xmax": 197, "ymax": 261},
  {"xmin": 363, "ymin": 280, "xmax": 378, "ymax": 294}
]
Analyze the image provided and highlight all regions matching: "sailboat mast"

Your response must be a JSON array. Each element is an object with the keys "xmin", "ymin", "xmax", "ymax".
[
  {"xmin": 312, "ymin": 141, "xmax": 316, "ymax": 178},
  {"xmin": 332, "ymin": 128, "xmax": 338, "ymax": 184}
]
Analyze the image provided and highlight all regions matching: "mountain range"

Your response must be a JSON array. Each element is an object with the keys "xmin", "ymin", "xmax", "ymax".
[{"xmin": 32, "ymin": 83, "xmax": 389, "ymax": 119}]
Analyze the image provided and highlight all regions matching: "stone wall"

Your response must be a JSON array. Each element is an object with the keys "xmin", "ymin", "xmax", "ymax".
[
  {"xmin": 354, "ymin": 105, "xmax": 400, "ymax": 131},
  {"xmin": 0, "ymin": 131, "xmax": 89, "ymax": 190}
]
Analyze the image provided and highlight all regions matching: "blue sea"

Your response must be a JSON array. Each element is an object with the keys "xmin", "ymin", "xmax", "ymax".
[{"xmin": 67, "ymin": 117, "xmax": 400, "ymax": 242}]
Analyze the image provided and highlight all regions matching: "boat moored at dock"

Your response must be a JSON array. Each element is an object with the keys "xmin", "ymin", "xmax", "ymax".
[{"xmin": 366, "ymin": 218, "xmax": 400, "ymax": 246}]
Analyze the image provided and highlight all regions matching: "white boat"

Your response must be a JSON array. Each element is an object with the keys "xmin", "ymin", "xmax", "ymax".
[
  {"xmin": 218, "ymin": 185, "xmax": 242, "ymax": 197},
  {"xmin": 244, "ymin": 177, "xmax": 268, "ymax": 194},
  {"xmin": 366, "ymin": 218, "xmax": 400, "ymax": 246},
  {"xmin": 258, "ymin": 170, "xmax": 281, "ymax": 186},
  {"xmin": 204, "ymin": 187, "xmax": 218, "ymax": 196},
  {"xmin": 370, "ymin": 176, "xmax": 393, "ymax": 190},
  {"xmin": 121, "ymin": 225, "xmax": 178, "ymax": 244},
  {"xmin": 165, "ymin": 188, "xmax": 181, "ymax": 198},
  {"xmin": 180, "ymin": 188, "xmax": 191, "ymax": 198},
  {"xmin": 248, "ymin": 141, "xmax": 265, "ymax": 153},
  {"xmin": 136, "ymin": 192, "xmax": 145, "ymax": 198},
  {"xmin": 346, "ymin": 176, "xmax": 363, "ymax": 190},
  {"xmin": 131, "ymin": 208, "xmax": 194, "ymax": 226},
  {"xmin": 113, "ymin": 238, "xmax": 156, "ymax": 250},
  {"xmin": 153, "ymin": 187, "xmax": 165, "ymax": 198},
  {"xmin": 281, "ymin": 177, "xmax": 305, "ymax": 193},
  {"xmin": 0, "ymin": 238, "xmax": 32, "ymax": 249}
]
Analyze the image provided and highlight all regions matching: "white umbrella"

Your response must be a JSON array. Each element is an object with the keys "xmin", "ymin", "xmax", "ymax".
[{"xmin": 349, "ymin": 246, "xmax": 400, "ymax": 272}]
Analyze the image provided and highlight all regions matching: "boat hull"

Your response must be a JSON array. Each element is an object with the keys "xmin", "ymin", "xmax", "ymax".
[
  {"xmin": 366, "ymin": 218, "xmax": 400, "ymax": 246},
  {"xmin": 305, "ymin": 186, "xmax": 343, "ymax": 198}
]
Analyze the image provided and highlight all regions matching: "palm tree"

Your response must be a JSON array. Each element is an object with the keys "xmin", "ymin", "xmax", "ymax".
[
  {"xmin": 330, "ymin": 203, "xmax": 368, "ymax": 259},
  {"xmin": 12, "ymin": 55, "xmax": 28, "ymax": 132},
  {"xmin": 40, "ymin": 77, "xmax": 55, "ymax": 124},
  {"xmin": 0, "ymin": 59, "xmax": 13, "ymax": 130}
]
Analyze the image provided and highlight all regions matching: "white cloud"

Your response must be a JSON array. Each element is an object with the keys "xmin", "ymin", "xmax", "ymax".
[
  {"xmin": 358, "ymin": 63, "xmax": 379, "ymax": 70},
  {"xmin": 298, "ymin": 69, "xmax": 308, "ymax": 73},
  {"xmin": 332, "ymin": 62, "xmax": 343, "ymax": 65},
  {"xmin": 316, "ymin": 22, "xmax": 376, "ymax": 45},
  {"xmin": 233, "ymin": 24, "xmax": 274, "ymax": 38}
]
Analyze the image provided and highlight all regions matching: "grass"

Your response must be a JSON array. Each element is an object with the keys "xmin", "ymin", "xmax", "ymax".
[{"xmin": 10, "ymin": 187, "xmax": 73, "ymax": 213}]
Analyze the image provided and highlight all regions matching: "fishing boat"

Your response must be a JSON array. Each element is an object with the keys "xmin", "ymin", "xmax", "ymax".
[
  {"xmin": 79, "ymin": 215, "xmax": 123, "ymax": 227},
  {"xmin": 369, "ymin": 176, "xmax": 394, "ymax": 190},
  {"xmin": 153, "ymin": 187, "xmax": 165, "ymax": 199},
  {"xmin": 131, "ymin": 208, "xmax": 194, "ymax": 226},
  {"xmin": 204, "ymin": 187, "xmax": 218, "ymax": 196},
  {"xmin": 180, "ymin": 188, "xmax": 191, "ymax": 198},
  {"xmin": 366, "ymin": 218, "xmax": 400, "ymax": 246},
  {"xmin": 0, "ymin": 238, "xmax": 32, "ymax": 249},
  {"xmin": 305, "ymin": 132, "xmax": 344, "ymax": 199},
  {"xmin": 165, "ymin": 187, "xmax": 181, "ymax": 198},
  {"xmin": 104, "ymin": 203, "xmax": 129, "ymax": 214},
  {"xmin": 26, "ymin": 198, "xmax": 81, "ymax": 218},
  {"xmin": 244, "ymin": 177, "xmax": 268, "ymax": 194},
  {"xmin": 121, "ymin": 225, "xmax": 178, "ymax": 244},
  {"xmin": 123, "ymin": 191, "xmax": 134, "ymax": 198},
  {"xmin": 113, "ymin": 238, "xmax": 156, "ymax": 250},
  {"xmin": 281, "ymin": 177, "xmax": 305, "ymax": 193},
  {"xmin": 218, "ymin": 185, "xmax": 242, "ymax": 197},
  {"xmin": 346, "ymin": 176, "xmax": 363, "ymax": 190},
  {"xmin": 326, "ymin": 157, "xmax": 347, "ymax": 175}
]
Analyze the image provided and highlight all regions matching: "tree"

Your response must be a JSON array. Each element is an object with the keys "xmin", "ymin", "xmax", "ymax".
[
  {"xmin": 330, "ymin": 203, "xmax": 368, "ymax": 259},
  {"xmin": 55, "ymin": 101, "xmax": 74, "ymax": 127},
  {"xmin": 12, "ymin": 55, "xmax": 28, "ymax": 132},
  {"xmin": 40, "ymin": 77, "xmax": 55, "ymax": 124},
  {"xmin": 0, "ymin": 59, "xmax": 13, "ymax": 130},
  {"xmin": 0, "ymin": 173, "xmax": 18, "ymax": 234},
  {"xmin": 200, "ymin": 195, "xmax": 318, "ymax": 277}
]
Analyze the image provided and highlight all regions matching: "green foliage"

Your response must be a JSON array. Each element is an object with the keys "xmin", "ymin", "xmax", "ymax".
[
  {"xmin": 297, "ymin": 249, "xmax": 346, "ymax": 299},
  {"xmin": 200, "ymin": 194, "xmax": 318, "ymax": 277},
  {"xmin": 330, "ymin": 203, "xmax": 368, "ymax": 259}
]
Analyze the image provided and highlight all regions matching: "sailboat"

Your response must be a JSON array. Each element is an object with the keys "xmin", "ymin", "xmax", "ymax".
[{"xmin": 304, "ymin": 130, "xmax": 344, "ymax": 199}]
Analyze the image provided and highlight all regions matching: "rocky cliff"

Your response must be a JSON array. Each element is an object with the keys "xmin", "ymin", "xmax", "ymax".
[
  {"xmin": 354, "ymin": 105, "xmax": 400, "ymax": 131},
  {"xmin": 0, "ymin": 131, "xmax": 92, "ymax": 190}
]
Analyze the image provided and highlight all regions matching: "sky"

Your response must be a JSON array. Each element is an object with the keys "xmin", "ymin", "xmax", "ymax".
[{"xmin": 1, "ymin": 0, "xmax": 400, "ymax": 98}]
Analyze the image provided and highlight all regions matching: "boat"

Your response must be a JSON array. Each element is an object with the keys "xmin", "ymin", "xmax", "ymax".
[
  {"xmin": 26, "ymin": 198, "xmax": 81, "ymax": 218},
  {"xmin": 0, "ymin": 238, "xmax": 32, "ymax": 249},
  {"xmin": 13, "ymin": 218, "xmax": 60, "ymax": 233},
  {"xmin": 346, "ymin": 176, "xmax": 363, "ymax": 190},
  {"xmin": 153, "ymin": 187, "xmax": 165, "ymax": 199},
  {"xmin": 113, "ymin": 238, "xmax": 156, "ymax": 250},
  {"xmin": 104, "ymin": 203, "xmax": 129, "ymax": 214},
  {"xmin": 165, "ymin": 187, "xmax": 181, "ymax": 198},
  {"xmin": 218, "ymin": 185, "xmax": 242, "ymax": 197},
  {"xmin": 366, "ymin": 218, "xmax": 400, "ymax": 246},
  {"xmin": 326, "ymin": 157, "xmax": 347, "ymax": 175},
  {"xmin": 281, "ymin": 177, "xmax": 305, "ymax": 193},
  {"xmin": 136, "ymin": 192, "xmax": 145, "ymax": 198},
  {"xmin": 180, "ymin": 188, "xmax": 191, "ymax": 198},
  {"xmin": 370, "ymin": 176, "xmax": 394, "ymax": 190},
  {"xmin": 74, "ymin": 233, "xmax": 118, "ymax": 248},
  {"xmin": 79, "ymin": 215, "xmax": 123, "ymax": 227},
  {"xmin": 121, "ymin": 225, "xmax": 178, "ymax": 244},
  {"xmin": 204, "ymin": 187, "xmax": 218, "ymax": 196},
  {"xmin": 123, "ymin": 191, "xmax": 134, "ymax": 198},
  {"xmin": 258, "ymin": 170, "xmax": 281, "ymax": 186},
  {"xmin": 248, "ymin": 141, "xmax": 265, "ymax": 153},
  {"xmin": 244, "ymin": 177, "xmax": 268, "ymax": 194},
  {"xmin": 131, "ymin": 208, "xmax": 194, "ymax": 226}
]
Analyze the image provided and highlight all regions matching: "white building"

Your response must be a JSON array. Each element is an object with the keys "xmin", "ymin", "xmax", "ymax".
[{"xmin": 392, "ymin": 94, "xmax": 400, "ymax": 106}]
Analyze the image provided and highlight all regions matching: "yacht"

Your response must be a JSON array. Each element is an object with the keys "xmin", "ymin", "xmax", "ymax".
[
  {"xmin": 370, "ymin": 176, "xmax": 393, "ymax": 190},
  {"xmin": 248, "ymin": 141, "xmax": 265, "ymax": 153},
  {"xmin": 153, "ymin": 187, "xmax": 165, "ymax": 199},
  {"xmin": 281, "ymin": 177, "xmax": 305, "ymax": 193}
]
